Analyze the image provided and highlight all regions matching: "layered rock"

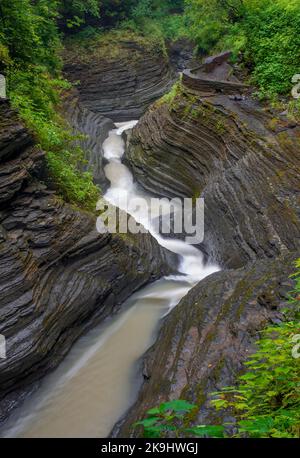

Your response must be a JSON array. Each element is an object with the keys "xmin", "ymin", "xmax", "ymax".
[
  {"xmin": 116, "ymin": 251, "xmax": 298, "ymax": 437},
  {"xmin": 62, "ymin": 90, "xmax": 114, "ymax": 189},
  {"xmin": 63, "ymin": 35, "xmax": 174, "ymax": 121},
  {"xmin": 126, "ymin": 83, "xmax": 300, "ymax": 268},
  {"xmin": 117, "ymin": 60, "xmax": 300, "ymax": 435},
  {"xmin": 182, "ymin": 51, "xmax": 248, "ymax": 95},
  {"xmin": 0, "ymin": 99, "xmax": 176, "ymax": 422}
]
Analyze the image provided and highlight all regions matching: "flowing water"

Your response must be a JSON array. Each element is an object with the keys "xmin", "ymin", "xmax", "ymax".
[{"xmin": 0, "ymin": 121, "xmax": 219, "ymax": 438}]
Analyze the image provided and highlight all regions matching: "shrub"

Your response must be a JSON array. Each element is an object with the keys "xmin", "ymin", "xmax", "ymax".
[
  {"xmin": 134, "ymin": 400, "xmax": 224, "ymax": 438},
  {"xmin": 212, "ymin": 319, "xmax": 300, "ymax": 438},
  {"xmin": 184, "ymin": 0, "xmax": 300, "ymax": 97},
  {"xmin": 8, "ymin": 68, "xmax": 99, "ymax": 211}
]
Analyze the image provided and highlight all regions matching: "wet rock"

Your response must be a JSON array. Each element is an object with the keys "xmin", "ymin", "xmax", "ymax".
[
  {"xmin": 117, "ymin": 62, "xmax": 300, "ymax": 436},
  {"xmin": 0, "ymin": 100, "xmax": 176, "ymax": 422},
  {"xmin": 125, "ymin": 85, "xmax": 300, "ymax": 268},
  {"xmin": 167, "ymin": 39, "xmax": 196, "ymax": 72},
  {"xmin": 63, "ymin": 37, "xmax": 175, "ymax": 122},
  {"xmin": 62, "ymin": 90, "xmax": 114, "ymax": 190},
  {"xmin": 115, "ymin": 252, "xmax": 299, "ymax": 437}
]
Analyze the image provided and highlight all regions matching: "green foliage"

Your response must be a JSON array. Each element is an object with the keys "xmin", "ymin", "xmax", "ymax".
[
  {"xmin": 156, "ymin": 79, "xmax": 183, "ymax": 108},
  {"xmin": 135, "ymin": 400, "xmax": 195, "ymax": 438},
  {"xmin": 134, "ymin": 400, "xmax": 225, "ymax": 438},
  {"xmin": 158, "ymin": 14, "xmax": 189, "ymax": 41},
  {"xmin": 0, "ymin": 1, "xmax": 100, "ymax": 210},
  {"xmin": 119, "ymin": 0, "xmax": 186, "ymax": 41},
  {"xmin": 131, "ymin": 0, "xmax": 184, "ymax": 23},
  {"xmin": 100, "ymin": 1, "xmax": 138, "ymax": 26},
  {"xmin": 59, "ymin": 1, "xmax": 101, "ymax": 31},
  {"xmin": 60, "ymin": 0, "xmax": 100, "ymax": 21},
  {"xmin": 8, "ymin": 68, "xmax": 99, "ymax": 210},
  {"xmin": 243, "ymin": 0, "xmax": 300, "ymax": 96},
  {"xmin": 135, "ymin": 260, "xmax": 300, "ymax": 438},
  {"xmin": 184, "ymin": 0, "xmax": 300, "ymax": 97},
  {"xmin": 211, "ymin": 319, "xmax": 300, "ymax": 437},
  {"xmin": 184, "ymin": 0, "xmax": 243, "ymax": 55},
  {"xmin": 0, "ymin": 0, "xmax": 61, "ymax": 69},
  {"xmin": 0, "ymin": 43, "xmax": 11, "ymax": 68},
  {"xmin": 46, "ymin": 149, "xmax": 99, "ymax": 210}
]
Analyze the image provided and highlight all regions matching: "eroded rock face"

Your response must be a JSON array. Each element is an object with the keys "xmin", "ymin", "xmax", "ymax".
[
  {"xmin": 62, "ymin": 91, "xmax": 114, "ymax": 189},
  {"xmin": 117, "ymin": 69, "xmax": 300, "ymax": 436},
  {"xmin": 116, "ymin": 252, "xmax": 298, "ymax": 437},
  {"xmin": 0, "ymin": 99, "xmax": 176, "ymax": 422},
  {"xmin": 126, "ymin": 86, "xmax": 300, "ymax": 268},
  {"xmin": 63, "ymin": 38, "xmax": 174, "ymax": 121}
]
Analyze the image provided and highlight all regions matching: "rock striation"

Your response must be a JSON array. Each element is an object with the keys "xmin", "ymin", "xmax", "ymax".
[
  {"xmin": 126, "ymin": 81, "xmax": 300, "ymax": 268},
  {"xmin": 117, "ymin": 58, "xmax": 300, "ymax": 435},
  {"xmin": 116, "ymin": 251, "xmax": 298, "ymax": 437},
  {"xmin": 182, "ymin": 52, "xmax": 248, "ymax": 96},
  {"xmin": 62, "ymin": 90, "xmax": 114, "ymax": 190},
  {"xmin": 63, "ymin": 36, "xmax": 175, "ymax": 122},
  {"xmin": 0, "ymin": 99, "xmax": 176, "ymax": 422}
]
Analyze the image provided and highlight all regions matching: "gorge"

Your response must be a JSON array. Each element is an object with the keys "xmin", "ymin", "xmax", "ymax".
[{"xmin": 0, "ymin": 2, "xmax": 299, "ymax": 439}]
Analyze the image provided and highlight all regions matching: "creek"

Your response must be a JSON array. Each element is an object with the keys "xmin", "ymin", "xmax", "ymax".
[{"xmin": 0, "ymin": 121, "xmax": 218, "ymax": 438}]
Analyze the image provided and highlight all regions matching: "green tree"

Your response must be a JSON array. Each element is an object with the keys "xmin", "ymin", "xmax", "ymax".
[
  {"xmin": 183, "ymin": 0, "xmax": 245, "ymax": 54},
  {"xmin": 0, "ymin": 0, "xmax": 61, "ymax": 69},
  {"xmin": 59, "ymin": 0, "xmax": 101, "ymax": 30},
  {"xmin": 183, "ymin": 0, "xmax": 300, "ymax": 96},
  {"xmin": 242, "ymin": 0, "xmax": 300, "ymax": 95}
]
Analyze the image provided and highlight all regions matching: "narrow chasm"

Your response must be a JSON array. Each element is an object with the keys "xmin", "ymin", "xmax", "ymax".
[{"xmin": 0, "ymin": 2, "xmax": 299, "ymax": 440}]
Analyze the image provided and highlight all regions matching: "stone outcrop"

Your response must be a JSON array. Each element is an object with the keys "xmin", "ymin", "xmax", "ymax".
[
  {"xmin": 63, "ymin": 35, "xmax": 175, "ymax": 122},
  {"xmin": 126, "ymin": 83, "xmax": 300, "ymax": 268},
  {"xmin": 182, "ymin": 68, "xmax": 248, "ymax": 95},
  {"xmin": 182, "ymin": 52, "xmax": 248, "ymax": 96},
  {"xmin": 0, "ymin": 99, "xmax": 176, "ymax": 422},
  {"xmin": 117, "ymin": 62, "xmax": 300, "ymax": 435},
  {"xmin": 62, "ymin": 90, "xmax": 114, "ymax": 190},
  {"xmin": 116, "ymin": 251, "xmax": 298, "ymax": 437}
]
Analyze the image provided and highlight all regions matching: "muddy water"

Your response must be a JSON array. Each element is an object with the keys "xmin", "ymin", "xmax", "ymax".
[{"xmin": 0, "ymin": 121, "xmax": 218, "ymax": 438}]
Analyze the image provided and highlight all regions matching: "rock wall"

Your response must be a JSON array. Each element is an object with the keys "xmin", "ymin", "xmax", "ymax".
[
  {"xmin": 62, "ymin": 90, "xmax": 114, "ymax": 190},
  {"xmin": 116, "ymin": 252, "xmax": 298, "ymax": 437},
  {"xmin": 63, "ymin": 37, "xmax": 174, "ymax": 122},
  {"xmin": 0, "ymin": 99, "xmax": 176, "ymax": 422},
  {"xmin": 126, "ymin": 85, "xmax": 300, "ymax": 268},
  {"xmin": 117, "ymin": 66, "xmax": 300, "ymax": 435}
]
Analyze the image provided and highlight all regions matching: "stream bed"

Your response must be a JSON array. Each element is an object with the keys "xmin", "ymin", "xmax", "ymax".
[{"xmin": 0, "ymin": 121, "xmax": 218, "ymax": 438}]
